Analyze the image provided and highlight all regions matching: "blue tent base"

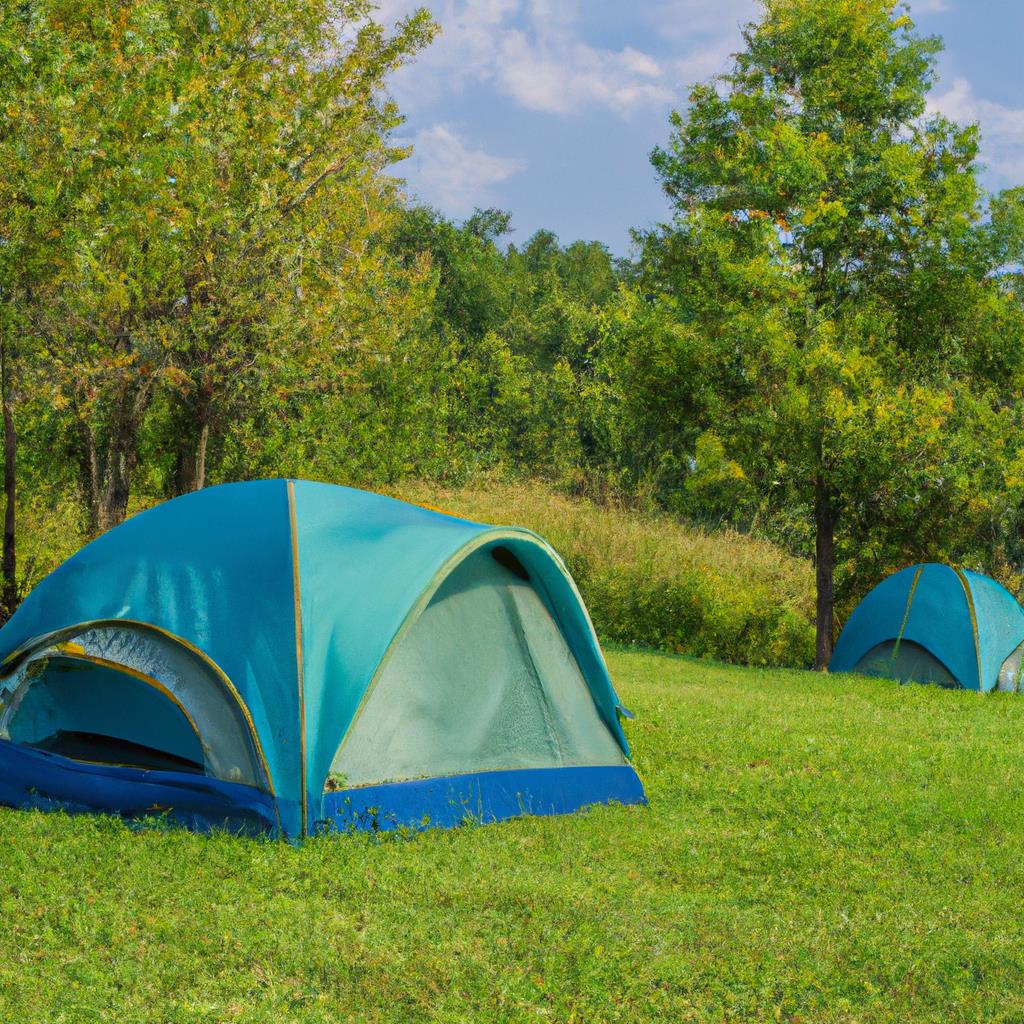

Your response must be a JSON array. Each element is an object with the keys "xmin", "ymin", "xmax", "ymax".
[
  {"xmin": 320, "ymin": 764, "xmax": 647, "ymax": 833},
  {"xmin": 0, "ymin": 738, "xmax": 282, "ymax": 836},
  {"xmin": 0, "ymin": 742, "xmax": 646, "ymax": 839}
]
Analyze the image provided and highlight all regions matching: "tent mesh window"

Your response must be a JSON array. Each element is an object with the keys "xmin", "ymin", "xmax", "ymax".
[
  {"xmin": 998, "ymin": 640, "xmax": 1024, "ymax": 692},
  {"xmin": 0, "ymin": 625, "xmax": 267, "ymax": 787},
  {"xmin": 853, "ymin": 639, "xmax": 959, "ymax": 689},
  {"xmin": 332, "ymin": 547, "xmax": 627, "ymax": 788}
]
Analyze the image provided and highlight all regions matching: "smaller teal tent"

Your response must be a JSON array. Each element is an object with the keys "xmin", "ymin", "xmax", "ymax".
[{"xmin": 830, "ymin": 564, "xmax": 1024, "ymax": 692}]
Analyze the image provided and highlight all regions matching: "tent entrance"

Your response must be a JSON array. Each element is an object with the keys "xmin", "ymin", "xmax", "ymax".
[
  {"xmin": 853, "ymin": 639, "xmax": 959, "ymax": 688},
  {"xmin": 998, "ymin": 640, "xmax": 1024, "ymax": 692},
  {"xmin": 0, "ymin": 623, "xmax": 270, "ymax": 790},
  {"xmin": 330, "ymin": 543, "xmax": 626, "ymax": 790},
  {"xmin": 6, "ymin": 655, "xmax": 206, "ymax": 773}
]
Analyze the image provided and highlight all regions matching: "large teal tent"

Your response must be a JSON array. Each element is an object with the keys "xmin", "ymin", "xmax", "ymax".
[
  {"xmin": 0, "ymin": 481, "xmax": 644, "ymax": 836},
  {"xmin": 830, "ymin": 563, "xmax": 1024, "ymax": 692}
]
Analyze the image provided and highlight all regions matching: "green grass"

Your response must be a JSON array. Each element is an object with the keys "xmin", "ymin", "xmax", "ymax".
[
  {"xmin": 396, "ymin": 480, "xmax": 816, "ymax": 667},
  {"xmin": 4, "ymin": 650, "xmax": 1024, "ymax": 1022}
]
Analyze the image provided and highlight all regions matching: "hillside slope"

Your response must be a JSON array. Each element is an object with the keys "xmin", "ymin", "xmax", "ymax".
[
  {"xmin": 17, "ymin": 478, "xmax": 816, "ymax": 668},
  {"xmin": 396, "ymin": 479, "xmax": 816, "ymax": 667}
]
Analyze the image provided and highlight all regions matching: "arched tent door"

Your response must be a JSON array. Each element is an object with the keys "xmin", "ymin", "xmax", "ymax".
[
  {"xmin": 0, "ymin": 622, "xmax": 271, "ymax": 792},
  {"xmin": 852, "ymin": 639, "xmax": 959, "ymax": 689},
  {"xmin": 329, "ymin": 543, "xmax": 628, "ymax": 791},
  {"xmin": 997, "ymin": 639, "xmax": 1024, "ymax": 692}
]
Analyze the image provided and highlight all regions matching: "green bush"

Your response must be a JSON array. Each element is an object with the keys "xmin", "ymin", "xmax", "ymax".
[{"xmin": 396, "ymin": 479, "xmax": 816, "ymax": 668}]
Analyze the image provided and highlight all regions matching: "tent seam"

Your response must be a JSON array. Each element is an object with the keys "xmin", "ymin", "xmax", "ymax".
[
  {"xmin": 890, "ymin": 564, "xmax": 923, "ymax": 670},
  {"xmin": 287, "ymin": 481, "xmax": 308, "ymax": 836},
  {"xmin": 953, "ymin": 568, "xmax": 984, "ymax": 692}
]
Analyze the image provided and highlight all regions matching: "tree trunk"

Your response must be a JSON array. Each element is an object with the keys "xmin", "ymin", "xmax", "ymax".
[
  {"xmin": 74, "ymin": 422, "xmax": 101, "ymax": 536},
  {"xmin": 173, "ymin": 405, "xmax": 210, "ymax": 493},
  {"xmin": 93, "ymin": 379, "xmax": 150, "ymax": 533},
  {"xmin": 814, "ymin": 474, "xmax": 835, "ymax": 671},
  {"xmin": 97, "ymin": 442, "xmax": 133, "ymax": 533},
  {"xmin": 171, "ymin": 422, "xmax": 208, "ymax": 495},
  {"xmin": 0, "ymin": 335, "xmax": 16, "ymax": 619},
  {"xmin": 171, "ymin": 394, "xmax": 211, "ymax": 496}
]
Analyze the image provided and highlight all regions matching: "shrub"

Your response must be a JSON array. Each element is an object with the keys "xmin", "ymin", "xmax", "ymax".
[{"xmin": 395, "ymin": 479, "xmax": 816, "ymax": 668}]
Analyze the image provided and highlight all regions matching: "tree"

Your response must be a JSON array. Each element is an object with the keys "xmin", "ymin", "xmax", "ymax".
[
  {"xmin": 0, "ymin": 4, "xmax": 70, "ymax": 610},
  {"xmin": 637, "ymin": 0, "xmax": 1024, "ymax": 666},
  {"xmin": 391, "ymin": 206, "xmax": 514, "ymax": 346},
  {"xmin": 2, "ymin": 0, "xmax": 435, "ymax": 528}
]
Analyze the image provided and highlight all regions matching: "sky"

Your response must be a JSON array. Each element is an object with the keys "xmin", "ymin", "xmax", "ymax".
[{"xmin": 374, "ymin": 1, "xmax": 1024, "ymax": 254}]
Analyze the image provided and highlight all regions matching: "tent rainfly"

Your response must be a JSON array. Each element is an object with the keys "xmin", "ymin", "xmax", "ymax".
[
  {"xmin": 0, "ymin": 480, "xmax": 645, "ymax": 836},
  {"xmin": 830, "ymin": 563, "xmax": 1024, "ymax": 692}
]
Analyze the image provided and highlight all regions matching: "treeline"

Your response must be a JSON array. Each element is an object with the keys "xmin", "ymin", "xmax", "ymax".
[{"xmin": 4, "ymin": 0, "xmax": 1024, "ymax": 667}]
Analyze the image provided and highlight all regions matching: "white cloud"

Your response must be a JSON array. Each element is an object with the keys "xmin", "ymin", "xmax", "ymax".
[
  {"xmin": 672, "ymin": 41, "xmax": 739, "ymax": 87},
  {"xmin": 648, "ymin": 0, "xmax": 756, "ymax": 41},
  {"xmin": 377, "ymin": 0, "xmax": 680, "ymax": 119},
  {"xmin": 496, "ymin": 31, "xmax": 674, "ymax": 116},
  {"xmin": 406, "ymin": 123, "xmax": 527, "ymax": 214},
  {"xmin": 929, "ymin": 77, "xmax": 1024, "ymax": 184},
  {"xmin": 374, "ymin": 0, "xmax": 958, "ymax": 121}
]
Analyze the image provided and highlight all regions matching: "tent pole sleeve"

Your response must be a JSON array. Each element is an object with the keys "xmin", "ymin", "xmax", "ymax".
[
  {"xmin": 890, "ymin": 564, "xmax": 924, "ymax": 669},
  {"xmin": 287, "ymin": 481, "xmax": 308, "ymax": 836},
  {"xmin": 953, "ymin": 568, "xmax": 984, "ymax": 692}
]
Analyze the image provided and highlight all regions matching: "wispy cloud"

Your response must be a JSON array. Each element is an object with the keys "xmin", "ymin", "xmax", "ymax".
[
  {"xmin": 405, "ymin": 123, "xmax": 527, "ymax": 215},
  {"xmin": 929, "ymin": 77, "xmax": 1024, "ymax": 185},
  {"xmin": 377, "ymin": 0, "xmax": 680, "ymax": 118},
  {"xmin": 647, "ymin": 0, "xmax": 756, "ymax": 41},
  {"xmin": 496, "ymin": 32, "xmax": 673, "ymax": 116}
]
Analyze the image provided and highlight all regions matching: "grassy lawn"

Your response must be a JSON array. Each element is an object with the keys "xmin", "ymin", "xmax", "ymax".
[{"xmin": 3, "ymin": 649, "xmax": 1024, "ymax": 1022}]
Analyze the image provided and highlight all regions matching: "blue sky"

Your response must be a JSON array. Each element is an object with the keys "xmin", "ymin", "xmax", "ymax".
[{"xmin": 376, "ymin": 1, "xmax": 1024, "ymax": 254}]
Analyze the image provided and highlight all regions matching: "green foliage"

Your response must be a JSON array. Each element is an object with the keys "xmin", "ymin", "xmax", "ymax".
[
  {"xmin": 391, "ymin": 206, "xmax": 514, "ymax": 345},
  {"xmin": 629, "ymin": 0, "xmax": 1024, "ymax": 652},
  {"xmin": 216, "ymin": 329, "xmax": 585, "ymax": 487},
  {"xmin": 214, "ymin": 206, "xmax": 623, "ymax": 488},
  {"xmin": 396, "ymin": 480, "xmax": 816, "ymax": 667},
  {"xmin": 0, "ymin": 0, "xmax": 437, "ymax": 526},
  {"xmin": 391, "ymin": 205, "xmax": 621, "ymax": 368},
  {"xmin": 5, "ymin": 0, "xmax": 1024, "ymax": 661},
  {"xmin": 8, "ymin": 651, "xmax": 1024, "ymax": 1019}
]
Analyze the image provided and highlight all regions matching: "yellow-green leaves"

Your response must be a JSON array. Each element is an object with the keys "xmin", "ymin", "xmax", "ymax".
[
  {"xmin": 639, "ymin": 0, "xmax": 1024, "ymax": 631},
  {"xmin": 1, "ymin": 0, "xmax": 438, "ymax": 525}
]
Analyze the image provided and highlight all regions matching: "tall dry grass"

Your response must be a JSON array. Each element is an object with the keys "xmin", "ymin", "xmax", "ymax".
[
  {"xmin": 15, "ymin": 477, "xmax": 816, "ymax": 666},
  {"xmin": 396, "ymin": 479, "xmax": 816, "ymax": 667}
]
